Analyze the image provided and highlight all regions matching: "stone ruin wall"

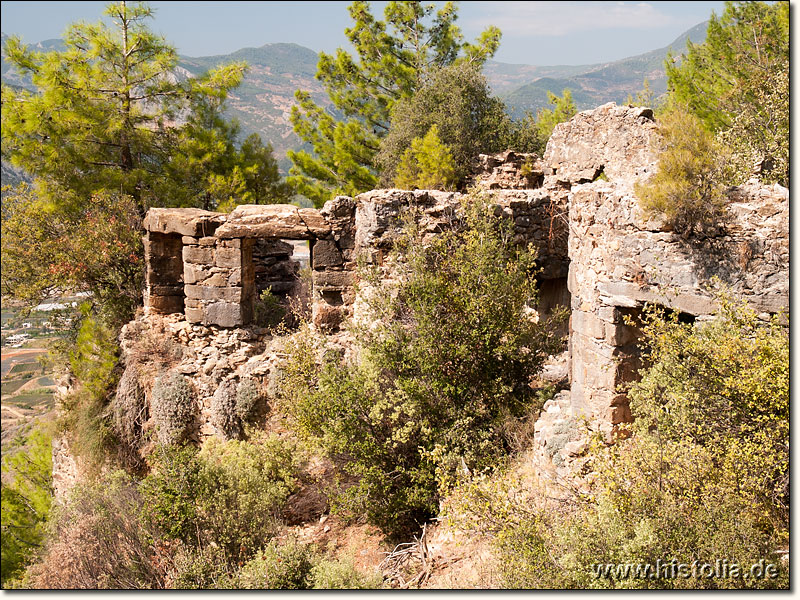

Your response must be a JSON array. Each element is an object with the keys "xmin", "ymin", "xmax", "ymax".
[{"xmin": 132, "ymin": 102, "xmax": 789, "ymax": 454}]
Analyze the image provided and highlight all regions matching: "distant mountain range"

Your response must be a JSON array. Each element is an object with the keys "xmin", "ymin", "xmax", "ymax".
[{"xmin": 1, "ymin": 21, "xmax": 707, "ymax": 181}]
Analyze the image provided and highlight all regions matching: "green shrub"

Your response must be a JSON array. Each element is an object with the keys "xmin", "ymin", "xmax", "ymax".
[
  {"xmin": 170, "ymin": 544, "xmax": 229, "ymax": 590},
  {"xmin": 280, "ymin": 193, "xmax": 566, "ymax": 538},
  {"xmin": 111, "ymin": 364, "xmax": 148, "ymax": 468},
  {"xmin": 228, "ymin": 538, "xmax": 315, "ymax": 589},
  {"xmin": 139, "ymin": 445, "xmax": 201, "ymax": 544},
  {"xmin": 28, "ymin": 471, "xmax": 164, "ymax": 589},
  {"xmin": 1, "ymin": 423, "xmax": 53, "ymax": 585},
  {"xmin": 210, "ymin": 379, "xmax": 240, "ymax": 440},
  {"xmin": 227, "ymin": 541, "xmax": 384, "ymax": 590},
  {"xmin": 310, "ymin": 556, "xmax": 383, "ymax": 589},
  {"xmin": 394, "ymin": 124, "xmax": 457, "ymax": 191},
  {"xmin": 151, "ymin": 371, "xmax": 196, "ymax": 446},
  {"xmin": 210, "ymin": 377, "xmax": 264, "ymax": 440},
  {"xmin": 254, "ymin": 288, "xmax": 286, "ymax": 329},
  {"xmin": 59, "ymin": 304, "xmax": 119, "ymax": 468},
  {"xmin": 634, "ymin": 106, "xmax": 729, "ymax": 235},
  {"xmin": 235, "ymin": 377, "xmax": 262, "ymax": 422},
  {"xmin": 460, "ymin": 295, "xmax": 788, "ymax": 589},
  {"xmin": 141, "ymin": 434, "xmax": 301, "ymax": 570}
]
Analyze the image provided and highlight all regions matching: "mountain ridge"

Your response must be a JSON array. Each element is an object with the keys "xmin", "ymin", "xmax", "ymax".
[{"xmin": 1, "ymin": 21, "xmax": 707, "ymax": 177}]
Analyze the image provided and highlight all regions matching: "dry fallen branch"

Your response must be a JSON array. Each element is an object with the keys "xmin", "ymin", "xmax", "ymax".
[{"xmin": 379, "ymin": 523, "xmax": 434, "ymax": 588}]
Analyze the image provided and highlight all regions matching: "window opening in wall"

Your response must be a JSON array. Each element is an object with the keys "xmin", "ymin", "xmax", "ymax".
[
  {"xmin": 146, "ymin": 232, "xmax": 185, "ymax": 314},
  {"xmin": 252, "ymin": 238, "xmax": 311, "ymax": 329}
]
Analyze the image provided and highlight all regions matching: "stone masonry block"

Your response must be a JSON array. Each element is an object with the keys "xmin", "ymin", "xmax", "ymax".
[
  {"xmin": 604, "ymin": 322, "xmax": 639, "ymax": 346},
  {"xmin": 147, "ymin": 295, "xmax": 184, "ymax": 314},
  {"xmin": 184, "ymin": 284, "xmax": 242, "ymax": 303},
  {"xmin": 182, "ymin": 236, "xmax": 216, "ymax": 246},
  {"xmin": 205, "ymin": 301, "xmax": 244, "ymax": 328},
  {"xmin": 219, "ymin": 238, "xmax": 242, "ymax": 249},
  {"xmin": 183, "ymin": 246, "xmax": 215, "ymax": 265},
  {"xmin": 185, "ymin": 306, "xmax": 205, "ymax": 323},
  {"xmin": 313, "ymin": 270, "xmax": 354, "ymax": 290},
  {"xmin": 216, "ymin": 247, "xmax": 242, "ymax": 268},
  {"xmin": 312, "ymin": 239, "xmax": 344, "ymax": 269},
  {"xmin": 571, "ymin": 310, "xmax": 605, "ymax": 339},
  {"xmin": 184, "ymin": 263, "xmax": 211, "ymax": 285}
]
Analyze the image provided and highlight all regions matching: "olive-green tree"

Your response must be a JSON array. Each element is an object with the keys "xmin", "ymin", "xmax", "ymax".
[
  {"xmin": 288, "ymin": 1, "xmax": 501, "ymax": 206},
  {"xmin": 378, "ymin": 63, "xmax": 511, "ymax": 187},
  {"xmin": 634, "ymin": 106, "xmax": 729, "ymax": 235}
]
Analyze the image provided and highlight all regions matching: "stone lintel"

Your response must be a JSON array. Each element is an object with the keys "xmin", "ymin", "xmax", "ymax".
[{"xmin": 143, "ymin": 208, "xmax": 225, "ymax": 237}]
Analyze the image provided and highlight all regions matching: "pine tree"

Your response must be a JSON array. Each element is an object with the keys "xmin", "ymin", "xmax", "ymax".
[
  {"xmin": 535, "ymin": 89, "xmax": 577, "ymax": 143},
  {"xmin": 0, "ymin": 1, "xmax": 288, "ymax": 321},
  {"xmin": 665, "ymin": 1, "xmax": 788, "ymax": 185},
  {"xmin": 287, "ymin": 1, "xmax": 501, "ymax": 207},
  {"xmin": 394, "ymin": 124, "xmax": 456, "ymax": 190},
  {"xmin": 1, "ymin": 1, "xmax": 288, "ymax": 213}
]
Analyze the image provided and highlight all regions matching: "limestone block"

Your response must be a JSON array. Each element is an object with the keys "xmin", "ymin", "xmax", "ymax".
[
  {"xmin": 182, "ymin": 236, "xmax": 216, "ymax": 246},
  {"xmin": 214, "ymin": 204, "xmax": 327, "ymax": 239},
  {"xmin": 185, "ymin": 306, "xmax": 204, "ymax": 323},
  {"xmin": 313, "ymin": 270, "xmax": 354, "ymax": 290},
  {"xmin": 218, "ymin": 238, "xmax": 242, "ymax": 249},
  {"xmin": 185, "ymin": 285, "xmax": 242, "ymax": 303},
  {"xmin": 604, "ymin": 321, "xmax": 638, "ymax": 346},
  {"xmin": 149, "ymin": 285, "xmax": 183, "ymax": 297},
  {"xmin": 148, "ymin": 295, "xmax": 184, "ymax": 314},
  {"xmin": 205, "ymin": 302, "xmax": 244, "ymax": 328},
  {"xmin": 204, "ymin": 272, "xmax": 229, "ymax": 287},
  {"xmin": 183, "ymin": 246, "xmax": 215, "ymax": 265},
  {"xmin": 312, "ymin": 239, "xmax": 344, "ymax": 268},
  {"xmin": 216, "ymin": 247, "xmax": 242, "ymax": 269},
  {"xmin": 144, "ymin": 208, "xmax": 225, "ymax": 237},
  {"xmin": 571, "ymin": 310, "xmax": 604, "ymax": 339},
  {"xmin": 184, "ymin": 263, "xmax": 211, "ymax": 285}
]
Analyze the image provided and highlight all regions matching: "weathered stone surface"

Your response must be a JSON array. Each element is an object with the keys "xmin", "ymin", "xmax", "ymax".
[
  {"xmin": 571, "ymin": 310, "xmax": 604, "ymax": 339},
  {"xmin": 144, "ymin": 208, "xmax": 225, "ymax": 237},
  {"xmin": 545, "ymin": 102, "xmax": 657, "ymax": 184},
  {"xmin": 184, "ymin": 263, "xmax": 211, "ymax": 285},
  {"xmin": 185, "ymin": 285, "xmax": 242, "ymax": 303},
  {"xmin": 214, "ymin": 204, "xmax": 327, "ymax": 239},
  {"xmin": 472, "ymin": 150, "xmax": 547, "ymax": 189},
  {"xmin": 182, "ymin": 236, "xmax": 216, "ymax": 246},
  {"xmin": 313, "ymin": 303, "xmax": 343, "ymax": 332},
  {"xmin": 205, "ymin": 302, "xmax": 245, "ymax": 328},
  {"xmin": 184, "ymin": 306, "xmax": 204, "ymax": 323},
  {"xmin": 313, "ymin": 270, "xmax": 354, "ymax": 290},
  {"xmin": 147, "ymin": 294, "xmax": 184, "ymax": 314},
  {"xmin": 312, "ymin": 239, "xmax": 343, "ymax": 268},
  {"xmin": 215, "ymin": 247, "xmax": 242, "ymax": 269},
  {"xmin": 183, "ymin": 246, "xmax": 215, "ymax": 265}
]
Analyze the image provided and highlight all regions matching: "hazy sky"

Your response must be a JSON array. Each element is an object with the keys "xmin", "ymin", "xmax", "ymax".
[{"xmin": 1, "ymin": 1, "xmax": 728, "ymax": 65}]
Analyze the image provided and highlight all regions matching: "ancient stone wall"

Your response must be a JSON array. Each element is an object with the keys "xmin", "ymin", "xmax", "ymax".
[
  {"xmin": 549, "ymin": 103, "xmax": 789, "ymax": 434},
  {"xmin": 136, "ymin": 102, "xmax": 788, "ymax": 445}
]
